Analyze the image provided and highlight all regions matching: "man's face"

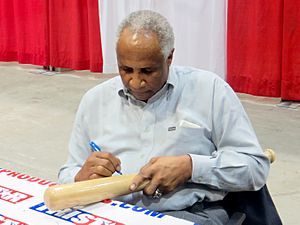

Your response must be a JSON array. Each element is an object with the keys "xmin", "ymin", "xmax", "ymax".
[{"xmin": 116, "ymin": 28, "xmax": 173, "ymax": 101}]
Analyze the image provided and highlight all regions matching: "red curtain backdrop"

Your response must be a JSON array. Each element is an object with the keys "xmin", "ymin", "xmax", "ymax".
[
  {"xmin": 0, "ymin": 0, "xmax": 49, "ymax": 65},
  {"xmin": 281, "ymin": 0, "xmax": 300, "ymax": 100},
  {"xmin": 0, "ymin": 0, "xmax": 102, "ymax": 72},
  {"xmin": 48, "ymin": 0, "xmax": 102, "ymax": 72},
  {"xmin": 227, "ymin": 0, "xmax": 300, "ymax": 101}
]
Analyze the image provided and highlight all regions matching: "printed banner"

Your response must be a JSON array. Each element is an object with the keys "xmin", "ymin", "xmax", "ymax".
[{"xmin": 0, "ymin": 168, "xmax": 196, "ymax": 225}]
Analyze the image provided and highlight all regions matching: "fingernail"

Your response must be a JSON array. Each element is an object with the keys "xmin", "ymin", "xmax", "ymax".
[
  {"xmin": 130, "ymin": 184, "xmax": 136, "ymax": 191},
  {"xmin": 116, "ymin": 165, "xmax": 121, "ymax": 171}
]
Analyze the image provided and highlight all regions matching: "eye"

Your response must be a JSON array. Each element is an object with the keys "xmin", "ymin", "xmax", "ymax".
[
  {"xmin": 121, "ymin": 67, "xmax": 133, "ymax": 74},
  {"xmin": 141, "ymin": 68, "xmax": 153, "ymax": 75}
]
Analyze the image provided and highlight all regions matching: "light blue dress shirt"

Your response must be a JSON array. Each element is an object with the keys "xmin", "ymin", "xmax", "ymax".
[{"xmin": 58, "ymin": 66, "xmax": 270, "ymax": 211}]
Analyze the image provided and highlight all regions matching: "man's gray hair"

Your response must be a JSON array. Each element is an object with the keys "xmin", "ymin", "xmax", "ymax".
[{"xmin": 116, "ymin": 10, "xmax": 175, "ymax": 59}]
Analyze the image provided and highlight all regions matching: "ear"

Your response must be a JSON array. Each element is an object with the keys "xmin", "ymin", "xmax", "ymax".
[{"xmin": 166, "ymin": 48, "xmax": 175, "ymax": 66}]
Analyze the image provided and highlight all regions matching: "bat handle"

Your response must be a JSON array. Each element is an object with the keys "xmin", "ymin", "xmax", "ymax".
[{"xmin": 264, "ymin": 148, "xmax": 276, "ymax": 164}]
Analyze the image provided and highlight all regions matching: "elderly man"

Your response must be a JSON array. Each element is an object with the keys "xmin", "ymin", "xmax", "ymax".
[{"xmin": 58, "ymin": 10, "xmax": 270, "ymax": 225}]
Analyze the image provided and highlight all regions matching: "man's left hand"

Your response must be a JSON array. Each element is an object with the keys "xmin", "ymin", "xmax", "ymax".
[{"xmin": 130, "ymin": 155, "xmax": 192, "ymax": 197}]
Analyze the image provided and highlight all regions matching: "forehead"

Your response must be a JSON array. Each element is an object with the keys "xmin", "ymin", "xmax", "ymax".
[
  {"xmin": 117, "ymin": 28, "xmax": 163, "ymax": 62},
  {"xmin": 118, "ymin": 28, "xmax": 160, "ymax": 48}
]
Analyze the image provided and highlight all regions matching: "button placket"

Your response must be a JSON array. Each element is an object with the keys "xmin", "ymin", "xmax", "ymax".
[{"xmin": 139, "ymin": 105, "xmax": 155, "ymax": 160}]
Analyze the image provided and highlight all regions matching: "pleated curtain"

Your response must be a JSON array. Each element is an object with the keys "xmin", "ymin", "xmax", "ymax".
[
  {"xmin": 227, "ymin": 0, "xmax": 300, "ymax": 100},
  {"xmin": 0, "ymin": 0, "xmax": 102, "ymax": 72},
  {"xmin": 1, "ymin": 1, "xmax": 299, "ymax": 100}
]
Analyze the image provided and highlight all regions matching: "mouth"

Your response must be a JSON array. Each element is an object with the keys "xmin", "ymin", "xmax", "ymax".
[
  {"xmin": 129, "ymin": 90, "xmax": 152, "ymax": 100},
  {"xmin": 129, "ymin": 87, "xmax": 147, "ymax": 94}
]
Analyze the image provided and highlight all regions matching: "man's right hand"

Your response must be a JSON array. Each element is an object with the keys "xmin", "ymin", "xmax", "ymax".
[{"xmin": 75, "ymin": 152, "xmax": 121, "ymax": 182}]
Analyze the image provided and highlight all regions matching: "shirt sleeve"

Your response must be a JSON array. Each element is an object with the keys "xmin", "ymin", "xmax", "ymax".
[
  {"xmin": 189, "ymin": 78, "xmax": 270, "ymax": 192},
  {"xmin": 58, "ymin": 95, "xmax": 90, "ymax": 184}
]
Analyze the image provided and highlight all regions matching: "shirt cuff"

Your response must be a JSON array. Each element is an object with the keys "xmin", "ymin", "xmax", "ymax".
[
  {"xmin": 58, "ymin": 166, "xmax": 81, "ymax": 184},
  {"xmin": 188, "ymin": 153, "xmax": 217, "ymax": 184}
]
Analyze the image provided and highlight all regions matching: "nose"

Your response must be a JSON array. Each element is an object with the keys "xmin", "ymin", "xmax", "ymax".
[{"xmin": 128, "ymin": 76, "xmax": 146, "ymax": 90}]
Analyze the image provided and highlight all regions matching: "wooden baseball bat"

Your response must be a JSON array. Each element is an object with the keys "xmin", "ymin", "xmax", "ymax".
[
  {"xmin": 264, "ymin": 148, "xmax": 276, "ymax": 163},
  {"xmin": 44, "ymin": 149, "xmax": 276, "ymax": 211},
  {"xmin": 44, "ymin": 174, "xmax": 149, "ymax": 211}
]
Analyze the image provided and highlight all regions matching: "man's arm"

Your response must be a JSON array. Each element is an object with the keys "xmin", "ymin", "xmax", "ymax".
[
  {"xmin": 58, "ymin": 92, "xmax": 122, "ymax": 184},
  {"xmin": 58, "ymin": 98, "xmax": 90, "ymax": 184},
  {"xmin": 189, "ymin": 80, "xmax": 270, "ymax": 191}
]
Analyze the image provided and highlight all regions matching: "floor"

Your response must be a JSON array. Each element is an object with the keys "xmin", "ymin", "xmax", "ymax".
[{"xmin": 0, "ymin": 62, "xmax": 299, "ymax": 224}]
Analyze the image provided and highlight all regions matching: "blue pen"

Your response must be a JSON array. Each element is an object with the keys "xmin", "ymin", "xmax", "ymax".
[{"xmin": 89, "ymin": 141, "xmax": 123, "ymax": 175}]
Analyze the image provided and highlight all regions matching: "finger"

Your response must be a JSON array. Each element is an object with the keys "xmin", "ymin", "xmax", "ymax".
[
  {"xmin": 142, "ymin": 168, "xmax": 164, "ymax": 196},
  {"xmin": 94, "ymin": 152, "xmax": 122, "ymax": 172},
  {"xmin": 88, "ymin": 157, "xmax": 115, "ymax": 175},
  {"xmin": 130, "ymin": 173, "xmax": 150, "ymax": 191},
  {"xmin": 149, "ymin": 157, "xmax": 158, "ymax": 164},
  {"xmin": 143, "ymin": 180, "xmax": 161, "ymax": 196},
  {"xmin": 92, "ymin": 165, "xmax": 114, "ymax": 177},
  {"xmin": 92, "ymin": 152, "xmax": 120, "ymax": 173},
  {"xmin": 89, "ymin": 173, "xmax": 102, "ymax": 180}
]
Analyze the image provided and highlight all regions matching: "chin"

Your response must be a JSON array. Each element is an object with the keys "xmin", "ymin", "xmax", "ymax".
[
  {"xmin": 135, "ymin": 96, "xmax": 150, "ymax": 102},
  {"xmin": 133, "ymin": 94, "xmax": 152, "ymax": 102},
  {"xmin": 131, "ymin": 91, "xmax": 153, "ymax": 101}
]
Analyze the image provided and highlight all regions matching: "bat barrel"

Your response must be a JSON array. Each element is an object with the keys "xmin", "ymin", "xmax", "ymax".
[{"xmin": 44, "ymin": 173, "xmax": 145, "ymax": 211}]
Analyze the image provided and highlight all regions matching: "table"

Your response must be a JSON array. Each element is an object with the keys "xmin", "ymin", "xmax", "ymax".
[{"xmin": 0, "ymin": 168, "xmax": 196, "ymax": 225}]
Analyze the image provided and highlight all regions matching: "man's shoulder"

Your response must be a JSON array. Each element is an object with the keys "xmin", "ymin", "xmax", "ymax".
[
  {"xmin": 172, "ymin": 66, "xmax": 221, "ymax": 81},
  {"xmin": 82, "ymin": 75, "xmax": 122, "ymax": 102},
  {"xmin": 171, "ymin": 65, "xmax": 225, "ymax": 87},
  {"xmin": 87, "ymin": 75, "xmax": 121, "ymax": 94},
  {"xmin": 170, "ymin": 66, "xmax": 232, "ymax": 99}
]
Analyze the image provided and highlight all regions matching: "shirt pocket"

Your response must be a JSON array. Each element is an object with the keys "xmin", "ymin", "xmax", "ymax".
[
  {"xmin": 178, "ymin": 119, "xmax": 202, "ymax": 129},
  {"xmin": 165, "ymin": 121, "xmax": 213, "ymax": 155}
]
